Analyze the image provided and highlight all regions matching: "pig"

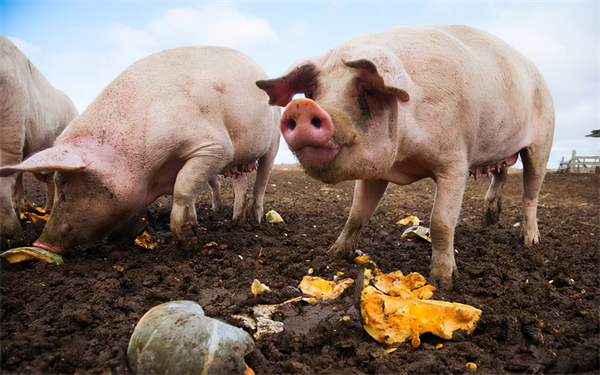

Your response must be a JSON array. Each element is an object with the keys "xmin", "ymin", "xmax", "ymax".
[
  {"xmin": 0, "ymin": 36, "xmax": 79, "ymax": 239},
  {"xmin": 0, "ymin": 46, "xmax": 280, "ymax": 253},
  {"xmin": 256, "ymin": 24, "xmax": 554, "ymax": 288}
]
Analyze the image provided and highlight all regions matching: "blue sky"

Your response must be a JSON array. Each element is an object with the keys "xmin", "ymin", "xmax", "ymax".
[{"xmin": 1, "ymin": 1, "xmax": 598, "ymax": 167}]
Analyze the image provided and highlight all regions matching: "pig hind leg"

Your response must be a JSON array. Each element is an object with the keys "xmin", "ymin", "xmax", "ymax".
[
  {"xmin": 483, "ymin": 168, "xmax": 508, "ymax": 225},
  {"xmin": 231, "ymin": 174, "xmax": 248, "ymax": 223},
  {"xmin": 329, "ymin": 179, "xmax": 389, "ymax": 259},
  {"xmin": 208, "ymin": 175, "xmax": 222, "ymax": 212},
  {"xmin": 519, "ymin": 142, "xmax": 551, "ymax": 246}
]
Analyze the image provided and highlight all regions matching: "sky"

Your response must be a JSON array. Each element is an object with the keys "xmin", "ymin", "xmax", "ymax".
[{"xmin": 1, "ymin": 0, "xmax": 599, "ymax": 168}]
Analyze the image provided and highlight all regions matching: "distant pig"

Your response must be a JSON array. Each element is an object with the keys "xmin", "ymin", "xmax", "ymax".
[
  {"xmin": 257, "ymin": 25, "xmax": 554, "ymax": 288},
  {"xmin": 0, "ymin": 36, "xmax": 79, "ymax": 239},
  {"xmin": 1, "ymin": 46, "xmax": 280, "ymax": 253}
]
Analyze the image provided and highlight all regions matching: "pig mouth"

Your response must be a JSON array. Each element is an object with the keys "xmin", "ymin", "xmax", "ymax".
[
  {"xmin": 32, "ymin": 241, "xmax": 62, "ymax": 254},
  {"xmin": 292, "ymin": 144, "xmax": 340, "ymax": 167}
]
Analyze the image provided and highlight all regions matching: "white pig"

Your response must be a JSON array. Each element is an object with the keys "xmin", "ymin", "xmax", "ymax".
[
  {"xmin": 0, "ymin": 36, "xmax": 78, "ymax": 239},
  {"xmin": 1, "ymin": 46, "xmax": 280, "ymax": 253},
  {"xmin": 257, "ymin": 25, "xmax": 554, "ymax": 288}
]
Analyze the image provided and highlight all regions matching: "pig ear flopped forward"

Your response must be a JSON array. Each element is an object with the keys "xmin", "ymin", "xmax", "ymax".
[
  {"xmin": 256, "ymin": 63, "xmax": 320, "ymax": 107},
  {"xmin": 341, "ymin": 46, "xmax": 413, "ymax": 102},
  {"xmin": 0, "ymin": 145, "xmax": 86, "ymax": 177}
]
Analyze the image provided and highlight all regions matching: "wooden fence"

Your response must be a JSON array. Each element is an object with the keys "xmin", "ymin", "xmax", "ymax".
[{"xmin": 568, "ymin": 150, "xmax": 600, "ymax": 173}]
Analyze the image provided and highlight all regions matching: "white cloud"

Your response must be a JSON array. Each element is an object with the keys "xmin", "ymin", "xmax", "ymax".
[
  {"xmin": 145, "ymin": 4, "xmax": 278, "ymax": 49},
  {"xmin": 106, "ymin": 24, "xmax": 157, "ymax": 68}
]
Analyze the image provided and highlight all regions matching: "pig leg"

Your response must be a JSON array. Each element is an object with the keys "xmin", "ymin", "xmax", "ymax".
[
  {"xmin": 429, "ymin": 174, "xmax": 468, "ymax": 288},
  {"xmin": 208, "ymin": 175, "xmax": 222, "ymax": 212},
  {"xmin": 171, "ymin": 155, "xmax": 229, "ymax": 239},
  {"xmin": 0, "ymin": 174, "xmax": 21, "ymax": 239},
  {"xmin": 483, "ymin": 168, "xmax": 508, "ymax": 225},
  {"xmin": 231, "ymin": 174, "xmax": 248, "ymax": 223},
  {"xmin": 251, "ymin": 143, "xmax": 278, "ymax": 224},
  {"xmin": 328, "ymin": 179, "xmax": 389, "ymax": 259},
  {"xmin": 520, "ymin": 145, "xmax": 549, "ymax": 246}
]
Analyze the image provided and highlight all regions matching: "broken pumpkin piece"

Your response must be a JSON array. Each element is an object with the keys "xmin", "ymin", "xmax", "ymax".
[
  {"xmin": 354, "ymin": 254, "xmax": 371, "ymax": 264},
  {"xmin": 251, "ymin": 279, "xmax": 271, "ymax": 297},
  {"xmin": 299, "ymin": 276, "xmax": 354, "ymax": 301},
  {"xmin": 370, "ymin": 264, "xmax": 434, "ymax": 299},
  {"xmin": 359, "ymin": 285, "xmax": 481, "ymax": 345},
  {"xmin": 265, "ymin": 210, "xmax": 284, "ymax": 223},
  {"xmin": 134, "ymin": 231, "xmax": 158, "ymax": 250},
  {"xmin": 1, "ymin": 247, "xmax": 63, "ymax": 265},
  {"xmin": 19, "ymin": 199, "xmax": 49, "ymax": 223},
  {"xmin": 400, "ymin": 226, "xmax": 431, "ymax": 242},
  {"xmin": 396, "ymin": 215, "xmax": 420, "ymax": 226}
]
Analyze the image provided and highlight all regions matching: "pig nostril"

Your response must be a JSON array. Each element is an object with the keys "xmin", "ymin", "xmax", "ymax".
[
  {"xmin": 311, "ymin": 118, "xmax": 322, "ymax": 128},
  {"xmin": 287, "ymin": 119, "xmax": 297, "ymax": 130}
]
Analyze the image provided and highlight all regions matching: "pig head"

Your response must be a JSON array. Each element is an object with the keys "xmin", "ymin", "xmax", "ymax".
[
  {"xmin": 257, "ymin": 25, "xmax": 555, "ymax": 288},
  {"xmin": 0, "ymin": 36, "xmax": 79, "ymax": 239}
]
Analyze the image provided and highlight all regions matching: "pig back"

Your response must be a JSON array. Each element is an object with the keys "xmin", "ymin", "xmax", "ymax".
[
  {"xmin": 336, "ymin": 25, "xmax": 552, "ymax": 163},
  {"xmin": 59, "ymin": 46, "xmax": 276, "ymax": 170}
]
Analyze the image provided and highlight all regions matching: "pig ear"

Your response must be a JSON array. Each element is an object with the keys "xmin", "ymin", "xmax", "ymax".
[
  {"xmin": 342, "ymin": 46, "xmax": 413, "ymax": 102},
  {"xmin": 256, "ymin": 62, "xmax": 319, "ymax": 107},
  {"xmin": 0, "ymin": 145, "xmax": 86, "ymax": 177}
]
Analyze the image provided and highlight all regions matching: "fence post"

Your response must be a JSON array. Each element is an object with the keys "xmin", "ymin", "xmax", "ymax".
[{"xmin": 569, "ymin": 150, "xmax": 576, "ymax": 173}]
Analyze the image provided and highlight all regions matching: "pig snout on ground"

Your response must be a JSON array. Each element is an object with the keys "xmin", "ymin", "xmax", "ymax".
[
  {"xmin": 0, "ymin": 37, "xmax": 78, "ymax": 240},
  {"xmin": 1, "ymin": 46, "xmax": 280, "ymax": 253},
  {"xmin": 257, "ymin": 24, "xmax": 555, "ymax": 288}
]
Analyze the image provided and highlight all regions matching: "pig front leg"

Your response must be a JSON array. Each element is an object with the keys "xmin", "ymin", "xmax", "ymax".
[
  {"xmin": 0, "ymin": 174, "xmax": 22, "ymax": 239},
  {"xmin": 251, "ymin": 142, "xmax": 278, "ymax": 224},
  {"xmin": 483, "ymin": 168, "xmax": 508, "ymax": 225},
  {"xmin": 328, "ymin": 179, "xmax": 389, "ymax": 259},
  {"xmin": 171, "ymin": 155, "xmax": 227, "ymax": 240},
  {"xmin": 429, "ymin": 173, "xmax": 468, "ymax": 289}
]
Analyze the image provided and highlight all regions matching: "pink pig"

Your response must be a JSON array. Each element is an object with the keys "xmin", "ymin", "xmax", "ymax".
[
  {"xmin": 0, "ymin": 37, "xmax": 78, "ymax": 239},
  {"xmin": 1, "ymin": 46, "xmax": 280, "ymax": 253},
  {"xmin": 257, "ymin": 25, "xmax": 554, "ymax": 288}
]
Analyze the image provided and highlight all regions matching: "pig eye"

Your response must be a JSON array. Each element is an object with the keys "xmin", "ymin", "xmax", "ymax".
[{"xmin": 365, "ymin": 89, "xmax": 374, "ymax": 96}]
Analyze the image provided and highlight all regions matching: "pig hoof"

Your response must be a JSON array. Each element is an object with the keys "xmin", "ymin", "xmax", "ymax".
[
  {"xmin": 327, "ymin": 246, "xmax": 354, "ymax": 261},
  {"xmin": 484, "ymin": 209, "xmax": 500, "ymax": 226}
]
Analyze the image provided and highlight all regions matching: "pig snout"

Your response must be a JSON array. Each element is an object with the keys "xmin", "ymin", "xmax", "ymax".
[{"xmin": 281, "ymin": 98, "xmax": 338, "ymax": 165}]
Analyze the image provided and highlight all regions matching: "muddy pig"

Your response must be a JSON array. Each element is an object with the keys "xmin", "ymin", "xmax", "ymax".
[
  {"xmin": 257, "ymin": 25, "xmax": 554, "ymax": 288},
  {"xmin": 0, "ymin": 36, "xmax": 79, "ymax": 239},
  {"xmin": 1, "ymin": 46, "xmax": 280, "ymax": 253}
]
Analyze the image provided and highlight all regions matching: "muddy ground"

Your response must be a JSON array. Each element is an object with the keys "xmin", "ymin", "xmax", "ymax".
[{"xmin": 1, "ymin": 166, "xmax": 598, "ymax": 374}]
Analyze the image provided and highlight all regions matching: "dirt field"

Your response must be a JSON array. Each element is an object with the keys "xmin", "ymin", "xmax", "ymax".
[{"xmin": 1, "ymin": 166, "xmax": 598, "ymax": 374}]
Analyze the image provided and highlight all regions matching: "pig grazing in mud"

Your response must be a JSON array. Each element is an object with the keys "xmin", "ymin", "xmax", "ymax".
[
  {"xmin": 257, "ymin": 25, "xmax": 554, "ymax": 288},
  {"xmin": 1, "ymin": 46, "xmax": 280, "ymax": 253},
  {"xmin": 0, "ymin": 36, "xmax": 79, "ymax": 239}
]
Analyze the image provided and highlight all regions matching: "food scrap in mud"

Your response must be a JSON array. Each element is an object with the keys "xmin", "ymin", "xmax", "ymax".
[
  {"xmin": 400, "ymin": 225, "xmax": 432, "ymax": 242},
  {"xmin": 299, "ymin": 275, "xmax": 354, "ymax": 301},
  {"xmin": 19, "ymin": 199, "xmax": 49, "ymax": 223},
  {"xmin": 396, "ymin": 215, "xmax": 420, "ymax": 226},
  {"xmin": 134, "ymin": 231, "xmax": 159, "ymax": 250},
  {"xmin": 251, "ymin": 279, "xmax": 271, "ymax": 297},
  {"xmin": 1, "ymin": 247, "xmax": 63, "ymax": 265},
  {"xmin": 198, "ymin": 241, "xmax": 227, "ymax": 255},
  {"xmin": 265, "ymin": 210, "xmax": 284, "ymax": 223},
  {"xmin": 357, "ymin": 263, "xmax": 481, "ymax": 347}
]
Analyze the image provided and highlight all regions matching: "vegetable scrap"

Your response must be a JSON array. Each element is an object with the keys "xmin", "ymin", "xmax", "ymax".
[
  {"xmin": 251, "ymin": 279, "xmax": 271, "ymax": 297},
  {"xmin": 396, "ymin": 215, "xmax": 420, "ymax": 226},
  {"xmin": 134, "ymin": 231, "xmax": 159, "ymax": 250},
  {"xmin": 265, "ymin": 210, "xmax": 284, "ymax": 223},
  {"xmin": 400, "ymin": 225, "xmax": 432, "ymax": 242},
  {"xmin": 199, "ymin": 241, "xmax": 227, "ymax": 255},
  {"xmin": 358, "ymin": 264, "xmax": 481, "ymax": 347},
  {"xmin": 299, "ymin": 275, "xmax": 354, "ymax": 301},
  {"xmin": 1, "ymin": 247, "xmax": 63, "ymax": 265},
  {"xmin": 19, "ymin": 199, "xmax": 49, "ymax": 223}
]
